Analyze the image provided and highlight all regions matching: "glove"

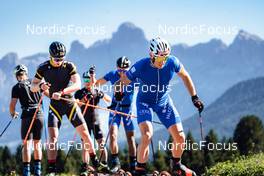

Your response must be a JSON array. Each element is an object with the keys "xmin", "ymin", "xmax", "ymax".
[
  {"xmin": 89, "ymin": 65, "xmax": 96, "ymax": 75},
  {"xmin": 52, "ymin": 91, "xmax": 62, "ymax": 100},
  {"xmin": 11, "ymin": 112, "xmax": 19, "ymax": 119},
  {"xmin": 98, "ymin": 91, "xmax": 104, "ymax": 99},
  {"xmin": 115, "ymin": 92, "xmax": 124, "ymax": 102},
  {"xmin": 192, "ymin": 95, "xmax": 204, "ymax": 113},
  {"xmin": 39, "ymin": 82, "xmax": 50, "ymax": 91},
  {"xmin": 85, "ymin": 92, "xmax": 93, "ymax": 100}
]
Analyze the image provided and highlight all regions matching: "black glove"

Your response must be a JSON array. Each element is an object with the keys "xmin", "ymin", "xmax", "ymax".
[
  {"xmin": 192, "ymin": 95, "xmax": 204, "ymax": 113},
  {"xmin": 89, "ymin": 65, "xmax": 96, "ymax": 75},
  {"xmin": 107, "ymin": 103, "xmax": 117, "ymax": 110},
  {"xmin": 98, "ymin": 91, "xmax": 104, "ymax": 99},
  {"xmin": 115, "ymin": 92, "xmax": 124, "ymax": 102},
  {"xmin": 85, "ymin": 92, "xmax": 93, "ymax": 100}
]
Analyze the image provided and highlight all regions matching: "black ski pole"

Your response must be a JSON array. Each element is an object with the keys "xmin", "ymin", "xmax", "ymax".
[
  {"xmin": 0, "ymin": 118, "xmax": 14, "ymax": 138},
  {"xmin": 198, "ymin": 112, "xmax": 204, "ymax": 141}
]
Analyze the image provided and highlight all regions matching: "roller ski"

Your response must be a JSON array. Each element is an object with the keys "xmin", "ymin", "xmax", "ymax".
[
  {"xmin": 152, "ymin": 170, "xmax": 171, "ymax": 176},
  {"xmin": 110, "ymin": 161, "xmax": 121, "ymax": 174},
  {"xmin": 90, "ymin": 156, "xmax": 110, "ymax": 173},
  {"xmin": 45, "ymin": 165, "xmax": 56, "ymax": 176},
  {"xmin": 80, "ymin": 163, "xmax": 97, "ymax": 176},
  {"xmin": 46, "ymin": 173, "xmax": 56, "ymax": 176},
  {"xmin": 112, "ymin": 169, "xmax": 132, "ymax": 176}
]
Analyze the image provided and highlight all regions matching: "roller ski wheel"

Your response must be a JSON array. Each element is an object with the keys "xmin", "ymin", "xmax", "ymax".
[
  {"xmin": 125, "ymin": 171, "xmax": 133, "ymax": 176},
  {"xmin": 111, "ymin": 169, "xmax": 131, "ymax": 176},
  {"xmin": 80, "ymin": 166, "xmax": 97, "ymax": 176},
  {"xmin": 116, "ymin": 169, "xmax": 126, "ymax": 176},
  {"xmin": 159, "ymin": 171, "xmax": 171, "ymax": 176},
  {"xmin": 152, "ymin": 170, "xmax": 159, "ymax": 176}
]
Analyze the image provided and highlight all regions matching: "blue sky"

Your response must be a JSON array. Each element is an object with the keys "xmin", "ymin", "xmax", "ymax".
[{"xmin": 0, "ymin": 0, "xmax": 263, "ymax": 58}]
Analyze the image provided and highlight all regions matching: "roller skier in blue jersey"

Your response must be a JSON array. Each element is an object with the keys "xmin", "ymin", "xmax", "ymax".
[
  {"xmin": 95, "ymin": 57, "xmax": 137, "ymax": 174},
  {"xmin": 117, "ymin": 37, "xmax": 204, "ymax": 176}
]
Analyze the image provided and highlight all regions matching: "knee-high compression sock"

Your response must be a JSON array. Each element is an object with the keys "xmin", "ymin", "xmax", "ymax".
[
  {"xmin": 34, "ymin": 159, "xmax": 41, "ymax": 176},
  {"xmin": 22, "ymin": 162, "xmax": 30, "ymax": 176}
]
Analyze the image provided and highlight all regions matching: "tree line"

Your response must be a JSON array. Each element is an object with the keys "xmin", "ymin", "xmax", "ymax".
[{"xmin": 0, "ymin": 115, "xmax": 264, "ymax": 175}]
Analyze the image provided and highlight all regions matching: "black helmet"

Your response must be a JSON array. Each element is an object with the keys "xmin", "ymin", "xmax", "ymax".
[
  {"xmin": 89, "ymin": 65, "xmax": 96, "ymax": 75},
  {"xmin": 116, "ymin": 56, "xmax": 131, "ymax": 69},
  {"xmin": 82, "ymin": 71, "xmax": 91, "ymax": 79},
  {"xmin": 14, "ymin": 64, "xmax": 28, "ymax": 76},
  {"xmin": 49, "ymin": 41, "xmax": 66, "ymax": 58}
]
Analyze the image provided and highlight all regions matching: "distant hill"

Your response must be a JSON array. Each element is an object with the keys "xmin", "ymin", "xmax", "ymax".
[{"xmin": 154, "ymin": 77, "xmax": 264, "ymax": 143}]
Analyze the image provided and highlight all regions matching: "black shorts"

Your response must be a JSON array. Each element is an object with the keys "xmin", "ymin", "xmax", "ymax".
[
  {"xmin": 48, "ymin": 99, "xmax": 85, "ymax": 128},
  {"xmin": 85, "ymin": 114, "xmax": 103, "ymax": 140},
  {"xmin": 21, "ymin": 110, "xmax": 43, "ymax": 140}
]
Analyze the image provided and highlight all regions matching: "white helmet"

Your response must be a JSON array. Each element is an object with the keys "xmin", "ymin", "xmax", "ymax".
[
  {"xmin": 149, "ymin": 37, "xmax": 171, "ymax": 57},
  {"xmin": 14, "ymin": 64, "xmax": 28, "ymax": 76}
]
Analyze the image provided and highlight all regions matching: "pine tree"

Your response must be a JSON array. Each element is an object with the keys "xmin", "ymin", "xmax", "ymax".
[
  {"xmin": 234, "ymin": 115, "xmax": 264, "ymax": 155},
  {"xmin": 182, "ymin": 131, "xmax": 204, "ymax": 175},
  {"xmin": 153, "ymin": 150, "xmax": 168, "ymax": 171}
]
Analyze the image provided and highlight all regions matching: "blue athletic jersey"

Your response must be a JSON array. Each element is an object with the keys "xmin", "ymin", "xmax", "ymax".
[
  {"xmin": 103, "ymin": 70, "xmax": 135, "ymax": 105},
  {"xmin": 126, "ymin": 55, "xmax": 181, "ymax": 104}
]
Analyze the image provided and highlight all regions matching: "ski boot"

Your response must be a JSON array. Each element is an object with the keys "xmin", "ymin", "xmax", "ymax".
[
  {"xmin": 110, "ymin": 162, "xmax": 121, "ymax": 174},
  {"xmin": 46, "ymin": 167, "xmax": 56, "ymax": 176},
  {"xmin": 96, "ymin": 162, "xmax": 110, "ymax": 173},
  {"xmin": 46, "ymin": 163, "xmax": 56, "ymax": 176},
  {"xmin": 80, "ymin": 163, "xmax": 96, "ymax": 176},
  {"xmin": 171, "ymin": 163, "xmax": 196, "ymax": 176},
  {"xmin": 134, "ymin": 166, "xmax": 148, "ymax": 176}
]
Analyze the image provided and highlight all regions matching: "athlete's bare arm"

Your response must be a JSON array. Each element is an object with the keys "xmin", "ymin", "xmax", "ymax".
[
  {"xmin": 9, "ymin": 98, "xmax": 18, "ymax": 117},
  {"xmin": 103, "ymin": 93, "xmax": 112, "ymax": 103},
  {"xmin": 177, "ymin": 66, "xmax": 197, "ymax": 96},
  {"xmin": 30, "ymin": 77, "xmax": 42, "ymax": 92},
  {"xmin": 63, "ymin": 73, "xmax": 82, "ymax": 94},
  {"xmin": 95, "ymin": 78, "xmax": 107, "ymax": 87}
]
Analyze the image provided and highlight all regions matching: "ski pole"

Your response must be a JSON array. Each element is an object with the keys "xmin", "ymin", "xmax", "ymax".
[
  {"xmin": 23, "ymin": 94, "xmax": 45, "ymax": 145},
  {"xmin": 150, "ymin": 139, "xmax": 155, "ymax": 163},
  {"xmin": 198, "ymin": 112, "xmax": 204, "ymax": 141},
  {"xmin": 60, "ymin": 97, "xmax": 136, "ymax": 118},
  {"xmin": 98, "ymin": 102, "xmax": 120, "ymax": 163},
  {"xmin": 0, "ymin": 117, "xmax": 15, "ymax": 138}
]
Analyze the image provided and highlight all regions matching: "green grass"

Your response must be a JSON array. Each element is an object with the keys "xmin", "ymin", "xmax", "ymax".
[{"xmin": 204, "ymin": 153, "xmax": 264, "ymax": 176}]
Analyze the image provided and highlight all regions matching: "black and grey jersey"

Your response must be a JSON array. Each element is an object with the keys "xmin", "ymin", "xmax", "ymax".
[
  {"xmin": 11, "ymin": 79, "xmax": 42, "ymax": 110},
  {"xmin": 34, "ymin": 60, "xmax": 77, "ymax": 97}
]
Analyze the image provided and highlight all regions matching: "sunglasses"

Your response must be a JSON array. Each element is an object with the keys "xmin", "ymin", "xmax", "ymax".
[
  {"xmin": 83, "ymin": 78, "xmax": 91, "ymax": 83},
  {"xmin": 117, "ymin": 69, "xmax": 127, "ymax": 73},
  {"xmin": 155, "ymin": 55, "xmax": 169, "ymax": 62},
  {"xmin": 52, "ymin": 57, "xmax": 64, "ymax": 62}
]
